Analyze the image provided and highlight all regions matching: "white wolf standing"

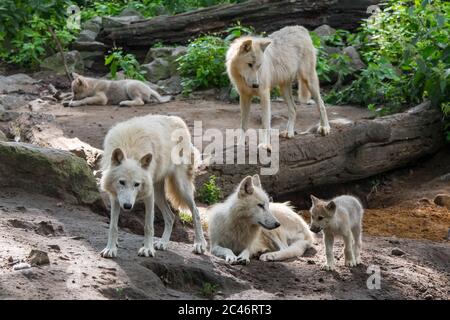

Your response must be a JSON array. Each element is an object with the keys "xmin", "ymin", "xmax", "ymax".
[
  {"xmin": 208, "ymin": 175, "xmax": 313, "ymax": 264},
  {"xmin": 69, "ymin": 73, "xmax": 170, "ymax": 107},
  {"xmin": 226, "ymin": 26, "xmax": 331, "ymax": 149},
  {"xmin": 309, "ymin": 195, "xmax": 364, "ymax": 270},
  {"xmin": 100, "ymin": 114, "xmax": 207, "ymax": 258}
]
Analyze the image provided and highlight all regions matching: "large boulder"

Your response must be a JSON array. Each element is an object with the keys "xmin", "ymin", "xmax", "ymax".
[
  {"xmin": 313, "ymin": 24, "xmax": 336, "ymax": 39},
  {"xmin": 0, "ymin": 141, "xmax": 101, "ymax": 207},
  {"xmin": 157, "ymin": 75, "xmax": 182, "ymax": 95},
  {"xmin": 343, "ymin": 46, "xmax": 366, "ymax": 71},
  {"xmin": 40, "ymin": 51, "xmax": 84, "ymax": 75},
  {"xmin": 0, "ymin": 74, "xmax": 38, "ymax": 94},
  {"xmin": 141, "ymin": 58, "xmax": 171, "ymax": 82}
]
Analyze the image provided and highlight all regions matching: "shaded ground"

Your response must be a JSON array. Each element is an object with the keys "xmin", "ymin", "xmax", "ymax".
[{"xmin": 1, "ymin": 189, "xmax": 449, "ymax": 300}]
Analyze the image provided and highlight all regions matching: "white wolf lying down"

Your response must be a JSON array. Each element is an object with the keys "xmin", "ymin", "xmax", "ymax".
[
  {"xmin": 69, "ymin": 73, "xmax": 171, "ymax": 107},
  {"xmin": 309, "ymin": 195, "xmax": 364, "ymax": 270},
  {"xmin": 100, "ymin": 114, "xmax": 207, "ymax": 258},
  {"xmin": 208, "ymin": 175, "xmax": 313, "ymax": 264}
]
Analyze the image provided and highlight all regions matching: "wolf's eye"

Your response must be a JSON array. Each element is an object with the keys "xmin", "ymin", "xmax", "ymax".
[
  {"xmin": 318, "ymin": 216, "xmax": 324, "ymax": 221},
  {"xmin": 258, "ymin": 203, "xmax": 265, "ymax": 209},
  {"xmin": 248, "ymin": 63, "xmax": 253, "ymax": 68},
  {"xmin": 119, "ymin": 180, "xmax": 126, "ymax": 186},
  {"xmin": 134, "ymin": 182, "xmax": 140, "ymax": 187}
]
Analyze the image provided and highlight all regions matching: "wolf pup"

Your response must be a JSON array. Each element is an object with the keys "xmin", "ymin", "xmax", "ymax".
[
  {"xmin": 226, "ymin": 25, "xmax": 330, "ymax": 149},
  {"xmin": 309, "ymin": 195, "xmax": 364, "ymax": 270},
  {"xmin": 68, "ymin": 73, "xmax": 170, "ymax": 107},
  {"xmin": 208, "ymin": 175, "xmax": 312, "ymax": 264},
  {"xmin": 100, "ymin": 114, "xmax": 207, "ymax": 258}
]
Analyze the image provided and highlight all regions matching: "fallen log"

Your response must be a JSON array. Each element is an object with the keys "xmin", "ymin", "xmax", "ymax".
[
  {"xmin": 98, "ymin": 0, "xmax": 381, "ymax": 48},
  {"xmin": 195, "ymin": 102, "xmax": 445, "ymax": 198}
]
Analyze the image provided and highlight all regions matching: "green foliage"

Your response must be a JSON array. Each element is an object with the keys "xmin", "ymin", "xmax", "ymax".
[
  {"xmin": 177, "ymin": 23, "xmax": 254, "ymax": 95},
  {"xmin": 0, "ymin": 0, "xmax": 77, "ymax": 68},
  {"xmin": 326, "ymin": 0, "xmax": 449, "ymax": 121},
  {"xmin": 177, "ymin": 35, "xmax": 230, "ymax": 94},
  {"xmin": 199, "ymin": 282, "xmax": 219, "ymax": 299},
  {"xmin": 104, "ymin": 48, "xmax": 146, "ymax": 81},
  {"xmin": 198, "ymin": 175, "xmax": 221, "ymax": 205},
  {"xmin": 179, "ymin": 211, "xmax": 193, "ymax": 225}
]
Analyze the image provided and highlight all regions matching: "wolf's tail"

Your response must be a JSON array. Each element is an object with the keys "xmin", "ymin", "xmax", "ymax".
[{"xmin": 164, "ymin": 144, "xmax": 203, "ymax": 211}]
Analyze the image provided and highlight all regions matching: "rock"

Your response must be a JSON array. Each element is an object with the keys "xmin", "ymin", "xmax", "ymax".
[
  {"xmin": 82, "ymin": 17, "xmax": 102, "ymax": 33},
  {"xmin": 0, "ymin": 104, "xmax": 4, "ymax": 112},
  {"xmin": 391, "ymin": 248, "xmax": 405, "ymax": 256},
  {"xmin": 0, "ymin": 129, "xmax": 7, "ymax": 142},
  {"xmin": 145, "ymin": 46, "xmax": 186, "ymax": 64},
  {"xmin": 438, "ymin": 173, "xmax": 450, "ymax": 182},
  {"xmin": 434, "ymin": 194, "xmax": 450, "ymax": 209},
  {"xmin": 157, "ymin": 75, "xmax": 182, "ymax": 95},
  {"xmin": 79, "ymin": 51, "xmax": 106, "ymax": 71},
  {"xmin": 342, "ymin": 46, "xmax": 366, "ymax": 71},
  {"xmin": 13, "ymin": 262, "xmax": 31, "ymax": 271},
  {"xmin": 0, "ymin": 94, "xmax": 32, "ymax": 110},
  {"xmin": 118, "ymin": 8, "xmax": 144, "ymax": 18},
  {"xmin": 102, "ymin": 15, "xmax": 143, "ymax": 29},
  {"xmin": 313, "ymin": 24, "xmax": 336, "ymax": 38},
  {"xmin": 323, "ymin": 45, "xmax": 341, "ymax": 56},
  {"xmin": 141, "ymin": 58, "xmax": 171, "ymax": 82},
  {"xmin": 0, "ymin": 74, "xmax": 38, "ymax": 94},
  {"xmin": 41, "ymin": 51, "xmax": 84, "ymax": 75},
  {"xmin": 28, "ymin": 249, "xmax": 50, "ymax": 266},
  {"xmin": 48, "ymin": 244, "xmax": 61, "ymax": 252},
  {"xmin": 72, "ymin": 41, "xmax": 107, "ymax": 52},
  {"xmin": 0, "ymin": 110, "xmax": 19, "ymax": 122},
  {"xmin": 76, "ymin": 29, "xmax": 98, "ymax": 42},
  {"xmin": 0, "ymin": 141, "xmax": 101, "ymax": 207}
]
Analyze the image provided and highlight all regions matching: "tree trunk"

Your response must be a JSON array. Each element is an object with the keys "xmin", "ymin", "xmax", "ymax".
[
  {"xmin": 195, "ymin": 102, "xmax": 445, "ymax": 198},
  {"xmin": 98, "ymin": 0, "xmax": 381, "ymax": 48}
]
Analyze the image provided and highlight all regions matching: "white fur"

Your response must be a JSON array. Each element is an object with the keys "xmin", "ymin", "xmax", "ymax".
[
  {"xmin": 100, "ymin": 115, "xmax": 206, "ymax": 258},
  {"xmin": 226, "ymin": 26, "xmax": 331, "ymax": 149},
  {"xmin": 208, "ymin": 175, "xmax": 312, "ymax": 264},
  {"xmin": 310, "ymin": 195, "xmax": 364, "ymax": 270}
]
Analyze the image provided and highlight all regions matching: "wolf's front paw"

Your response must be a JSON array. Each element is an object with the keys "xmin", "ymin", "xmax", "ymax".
[
  {"xmin": 355, "ymin": 257, "xmax": 362, "ymax": 265},
  {"xmin": 259, "ymin": 252, "xmax": 276, "ymax": 262},
  {"xmin": 138, "ymin": 246, "xmax": 155, "ymax": 257},
  {"xmin": 225, "ymin": 254, "xmax": 238, "ymax": 264},
  {"xmin": 154, "ymin": 240, "xmax": 168, "ymax": 251},
  {"xmin": 280, "ymin": 130, "xmax": 295, "ymax": 139},
  {"xmin": 322, "ymin": 263, "xmax": 335, "ymax": 271},
  {"xmin": 193, "ymin": 240, "xmax": 207, "ymax": 254},
  {"xmin": 100, "ymin": 246, "xmax": 117, "ymax": 258},
  {"xmin": 317, "ymin": 125, "xmax": 331, "ymax": 136},
  {"xmin": 345, "ymin": 259, "xmax": 357, "ymax": 267},
  {"xmin": 237, "ymin": 252, "xmax": 250, "ymax": 265}
]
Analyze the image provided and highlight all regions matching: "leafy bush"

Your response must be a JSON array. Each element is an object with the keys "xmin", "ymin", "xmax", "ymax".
[
  {"xmin": 197, "ymin": 175, "xmax": 221, "ymax": 205},
  {"xmin": 326, "ymin": 0, "xmax": 449, "ymax": 120},
  {"xmin": 104, "ymin": 48, "xmax": 147, "ymax": 81},
  {"xmin": 177, "ymin": 23, "xmax": 254, "ymax": 94},
  {"xmin": 0, "ymin": 0, "xmax": 77, "ymax": 68}
]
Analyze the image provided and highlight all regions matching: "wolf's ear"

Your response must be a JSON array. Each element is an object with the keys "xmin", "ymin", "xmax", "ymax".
[
  {"xmin": 74, "ymin": 77, "xmax": 86, "ymax": 87},
  {"xmin": 140, "ymin": 153, "xmax": 152, "ymax": 169},
  {"xmin": 260, "ymin": 40, "xmax": 271, "ymax": 52},
  {"xmin": 239, "ymin": 39, "xmax": 252, "ymax": 54},
  {"xmin": 326, "ymin": 200, "xmax": 336, "ymax": 212},
  {"xmin": 310, "ymin": 195, "xmax": 320, "ymax": 205},
  {"xmin": 239, "ymin": 176, "xmax": 254, "ymax": 197},
  {"xmin": 111, "ymin": 148, "xmax": 125, "ymax": 166},
  {"xmin": 252, "ymin": 174, "xmax": 261, "ymax": 188}
]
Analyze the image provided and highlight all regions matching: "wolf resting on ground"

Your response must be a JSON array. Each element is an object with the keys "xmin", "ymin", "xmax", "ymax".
[
  {"xmin": 208, "ymin": 175, "xmax": 313, "ymax": 264},
  {"xmin": 309, "ymin": 195, "xmax": 364, "ymax": 270},
  {"xmin": 68, "ymin": 73, "xmax": 170, "ymax": 107},
  {"xmin": 100, "ymin": 114, "xmax": 207, "ymax": 258},
  {"xmin": 226, "ymin": 26, "xmax": 331, "ymax": 149}
]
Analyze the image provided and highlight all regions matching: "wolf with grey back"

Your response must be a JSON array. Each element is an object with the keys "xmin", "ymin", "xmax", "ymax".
[
  {"xmin": 69, "ymin": 73, "xmax": 171, "ymax": 107},
  {"xmin": 226, "ymin": 26, "xmax": 331, "ymax": 149},
  {"xmin": 208, "ymin": 175, "xmax": 313, "ymax": 264},
  {"xmin": 310, "ymin": 195, "xmax": 364, "ymax": 270},
  {"xmin": 100, "ymin": 114, "xmax": 207, "ymax": 258}
]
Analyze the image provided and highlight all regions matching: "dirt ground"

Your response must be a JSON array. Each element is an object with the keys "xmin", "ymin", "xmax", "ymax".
[{"xmin": 1, "ymin": 91, "xmax": 449, "ymax": 300}]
